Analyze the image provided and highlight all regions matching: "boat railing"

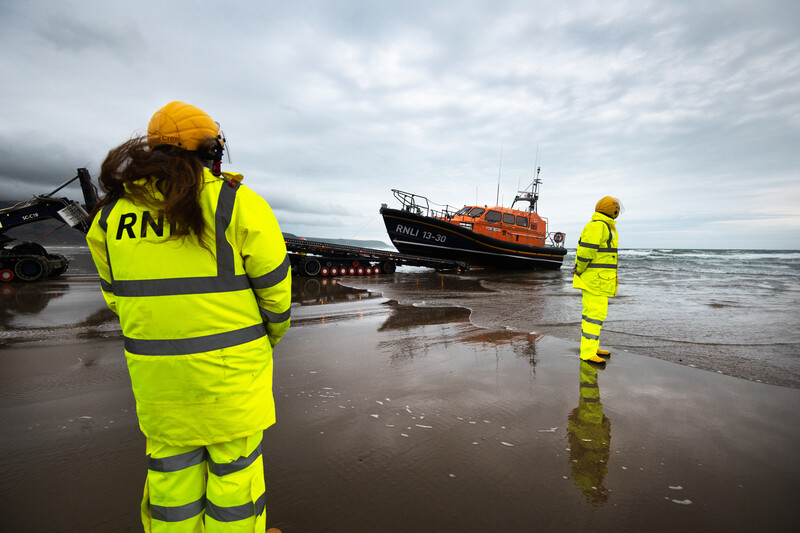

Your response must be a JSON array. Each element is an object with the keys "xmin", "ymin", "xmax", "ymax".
[{"xmin": 391, "ymin": 189, "xmax": 459, "ymax": 219}]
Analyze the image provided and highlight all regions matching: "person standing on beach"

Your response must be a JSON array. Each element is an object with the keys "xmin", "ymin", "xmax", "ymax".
[
  {"xmin": 572, "ymin": 196, "xmax": 622, "ymax": 367},
  {"xmin": 86, "ymin": 101, "xmax": 291, "ymax": 532}
]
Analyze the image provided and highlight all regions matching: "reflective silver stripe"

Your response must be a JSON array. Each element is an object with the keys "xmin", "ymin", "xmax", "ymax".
[
  {"xmin": 582, "ymin": 331, "xmax": 600, "ymax": 340},
  {"xmin": 100, "ymin": 201, "xmax": 118, "ymax": 292},
  {"xmin": 151, "ymin": 496, "xmax": 205, "ymax": 522},
  {"xmin": 576, "ymin": 256, "xmax": 591, "ymax": 263},
  {"xmin": 582, "ymin": 397, "xmax": 601, "ymax": 403},
  {"xmin": 125, "ymin": 322, "xmax": 266, "ymax": 356},
  {"xmin": 112, "ymin": 274, "xmax": 251, "ymax": 297},
  {"xmin": 206, "ymin": 491, "xmax": 266, "ymax": 522},
  {"xmin": 261, "ymin": 307, "xmax": 291, "ymax": 324},
  {"xmin": 592, "ymin": 219, "xmax": 615, "ymax": 249},
  {"xmin": 215, "ymin": 182, "xmax": 238, "ymax": 276},
  {"xmin": 580, "ymin": 382, "xmax": 599, "ymax": 389},
  {"xmin": 586, "ymin": 263, "xmax": 617, "ymax": 269},
  {"xmin": 100, "ymin": 278, "xmax": 113, "ymax": 292},
  {"xmin": 98, "ymin": 201, "xmax": 116, "ymax": 232},
  {"xmin": 599, "ymin": 247, "xmax": 618, "ymax": 253},
  {"xmin": 148, "ymin": 447, "xmax": 206, "ymax": 473},
  {"xmin": 250, "ymin": 255, "xmax": 291, "ymax": 290},
  {"xmin": 582, "ymin": 315, "xmax": 604, "ymax": 326},
  {"xmin": 578, "ymin": 240, "xmax": 599, "ymax": 250},
  {"xmin": 105, "ymin": 240, "xmax": 115, "ymax": 289},
  {"xmin": 208, "ymin": 443, "xmax": 261, "ymax": 477}
]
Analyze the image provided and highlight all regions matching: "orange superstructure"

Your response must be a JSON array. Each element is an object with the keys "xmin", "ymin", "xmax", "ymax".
[{"xmin": 438, "ymin": 204, "xmax": 549, "ymax": 248}]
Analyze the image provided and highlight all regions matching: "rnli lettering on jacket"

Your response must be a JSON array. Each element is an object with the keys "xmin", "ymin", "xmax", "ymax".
[
  {"xmin": 573, "ymin": 212, "xmax": 618, "ymax": 297},
  {"xmin": 86, "ymin": 169, "xmax": 291, "ymax": 446}
]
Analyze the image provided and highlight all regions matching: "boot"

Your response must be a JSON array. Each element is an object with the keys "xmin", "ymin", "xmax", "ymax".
[
  {"xmin": 582, "ymin": 355, "xmax": 607, "ymax": 368},
  {"xmin": 596, "ymin": 348, "xmax": 611, "ymax": 358}
]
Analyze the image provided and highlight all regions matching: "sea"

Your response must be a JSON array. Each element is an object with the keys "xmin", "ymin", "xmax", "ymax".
[
  {"xmin": 338, "ymin": 248, "xmax": 800, "ymax": 389},
  {"xmin": 13, "ymin": 247, "xmax": 800, "ymax": 389}
]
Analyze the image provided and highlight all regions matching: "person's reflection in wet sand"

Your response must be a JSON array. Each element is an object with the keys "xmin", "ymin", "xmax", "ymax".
[{"xmin": 567, "ymin": 361, "xmax": 611, "ymax": 505}]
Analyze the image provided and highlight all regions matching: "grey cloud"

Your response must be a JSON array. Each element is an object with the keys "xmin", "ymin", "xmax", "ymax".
[
  {"xmin": 266, "ymin": 192, "xmax": 352, "ymax": 217},
  {"xmin": 1, "ymin": 0, "xmax": 798, "ymax": 249},
  {"xmin": 0, "ymin": 132, "xmax": 94, "ymax": 200},
  {"xmin": 34, "ymin": 13, "xmax": 144, "ymax": 57}
]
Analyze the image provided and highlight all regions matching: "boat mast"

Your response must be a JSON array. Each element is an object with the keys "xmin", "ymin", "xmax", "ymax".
[
  {"xmin": 496, "ymin": 142, "xmax": 503, "ymax": 206},
  {"xmin": 511, "ymin": 166, "xmax": 541, "ymax": 213}
]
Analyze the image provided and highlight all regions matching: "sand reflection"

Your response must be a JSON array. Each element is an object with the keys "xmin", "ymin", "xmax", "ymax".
[{"xmin": 567, "ymin": 361, "xmax": 612, "ymax": 505}]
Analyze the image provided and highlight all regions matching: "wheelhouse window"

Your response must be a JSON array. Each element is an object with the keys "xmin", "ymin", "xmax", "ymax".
[
  {"xmin": 456, "ymin": 206, "xmax": 472, "ymax": 216},
  {"xmin": 502, "ymin": 212, "xmax": 515, "ymax": 225},
  {"xmin": 468, "ymin": 207, "xmax": 486, "ymax": 218},
  {"xmin": 516, "ymin": 215, "xmax": 528, "ymax": 227},
  {"xmin": 485, "ymin": 210, "xmax": 502, "ymax": 223}
]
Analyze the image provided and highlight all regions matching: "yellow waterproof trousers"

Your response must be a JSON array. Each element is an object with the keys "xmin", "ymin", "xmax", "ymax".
[
  {"xmin": 141, "ymin": 431, "xmax": 266, "ymax": 533},
  {"xmin": 580, "ymin": 290, "xmax": 608, "ymax": 361}
]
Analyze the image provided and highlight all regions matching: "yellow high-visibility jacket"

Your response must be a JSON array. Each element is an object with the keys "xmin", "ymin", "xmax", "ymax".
[
  {"xmin": 86, "ymin": 168, "xmax": 291, "ymax": 446},
  {"xmin": 572, "ymin": 212, "xmax": 618, "ymax": 297}
]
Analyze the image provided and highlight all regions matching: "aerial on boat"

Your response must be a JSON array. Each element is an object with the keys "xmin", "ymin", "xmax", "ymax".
[{"xmin": 380, "ymin": 168, "xmax": 567, "ymax": 270}]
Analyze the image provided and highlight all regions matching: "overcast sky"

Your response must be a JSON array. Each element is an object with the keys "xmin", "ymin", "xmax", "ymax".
[{"xmin": 2, "ymin": 0, "xmax": 798, "ymax": 249}]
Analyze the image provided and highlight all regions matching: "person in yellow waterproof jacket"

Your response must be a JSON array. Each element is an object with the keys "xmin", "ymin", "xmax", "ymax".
[
  {"xmin": 86, "ymin": 101, "xmax": 290, "ymax": 533},
  {"xmin": 572, "ymin": 196, "xmax": 622, "ymax": 367}
]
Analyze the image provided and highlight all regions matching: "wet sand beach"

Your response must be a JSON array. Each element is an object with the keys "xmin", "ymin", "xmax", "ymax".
[{"xmin": 1, "ymin": 262, "xmax": 799, "ymax": 532}]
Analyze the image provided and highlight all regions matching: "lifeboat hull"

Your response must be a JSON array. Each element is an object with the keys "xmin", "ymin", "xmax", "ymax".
[{"xmin": 380, "ymin": 207, "xmax": 566, "ymax": 270}]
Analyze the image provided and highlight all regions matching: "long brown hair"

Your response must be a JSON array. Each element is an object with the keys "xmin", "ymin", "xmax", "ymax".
[{"xmin": 92, "ymin": 136, "xmax": 218, "ymax": 244}]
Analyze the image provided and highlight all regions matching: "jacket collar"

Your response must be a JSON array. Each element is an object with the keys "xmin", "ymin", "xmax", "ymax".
[
  {"xmin": 592, "ymin": 211, "xmax": 617, "ymax": 226},
  {"xmin": 203, "ymin": 167, "xmax": 244, "ymax": 184}
]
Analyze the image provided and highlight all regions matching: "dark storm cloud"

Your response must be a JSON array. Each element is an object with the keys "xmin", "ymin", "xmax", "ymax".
[
  {"xmin": 0, "ymin": 132, "xmax": 93, "ymax": 201},
  {"xmin": 1, "ymin": 0, "xmax": 798, "ymax": 248}
]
